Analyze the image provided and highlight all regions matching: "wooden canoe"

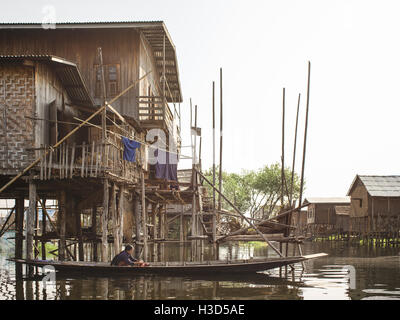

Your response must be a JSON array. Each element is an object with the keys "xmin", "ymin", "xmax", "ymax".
[{"xmin": 9, "ymin": 253, "xmax": 327, "ymax": 276}]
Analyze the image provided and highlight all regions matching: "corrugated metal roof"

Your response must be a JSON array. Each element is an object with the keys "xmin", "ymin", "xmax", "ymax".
[
  {"xmin": 304, "ymin": 197, "xmax": 350, "ymax": 204},
  {"xmin": 0, "ymin": 54, "xmax": 94, "ymax": 107},
  {"xmin": 0, "ymin": 21, "xmax": 183, "ymax": 103},
  {"xmin": 348, "ymin": 175, "xmax": 400, "ymax": 197}
]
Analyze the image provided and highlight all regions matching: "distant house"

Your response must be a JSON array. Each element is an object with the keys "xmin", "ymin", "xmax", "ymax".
[
  {"xmin": 347, "ymin": 175, "xmax": 400, "ymax": 235},
  {"xmin": 334, "ymin": 206, "xmax": 350, "ymax": 233},
  {"xmin": 291, "ymin": 209, "xmax": 307, "ymax": 235},
  {"xmin": 303, "ymin": 197, "xmax": 350, "ymax": 235}
]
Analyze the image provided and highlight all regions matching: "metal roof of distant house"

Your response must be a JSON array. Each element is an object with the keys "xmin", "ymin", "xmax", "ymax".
[
  {"xmin": 347, "ymin": 175, "xmax": 400, "ymax": 197},
  {"xmin": 303, "ymin": 197, "xmax": 350, "ymax": 205},
  {"xmin": 0, "ymin": 54, "xmax": 94, "ymax": 107},
  {"xmin": 0, "ymin": 21, "xmax": 182, "ymax": 103}
]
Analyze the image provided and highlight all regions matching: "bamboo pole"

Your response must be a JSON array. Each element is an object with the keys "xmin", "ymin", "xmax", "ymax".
[
  {"xmin": 26, "ymin": 180, "xmax": 36, "ymax": 276},
  {"xmin": 101, "ymin": 179, "xmax": 109, "ymax": 262},
  {"xmin": 141, "ymin": 172, "xmax": 148, "ymax": 261},
  {"xmin": 195, "ymin": 169, "xmax": 284, "ymax": 257},
  {"xmin": 289, "ymin": 93, "xmax": 301, "ymax": 205},
  {"xmin": 218, "ymin": 68, "xmax": 223, "ymax": 211},
  {"xmin": 298, "ymin": 61, "xmax": 311, "ymax": 208},
  {"xmin": 111, "ymin": 183, "xmax": 119, "ymax": 255},
  {"xmin": 118, "ymin": 186, "xmax": 124, "ymax": 254},
  {"xmin": 212, "ymin": 81, "xmax": 217, "ymax": 243},
  {"xmin": 76, "ymin": 203, "xmax": 84, "ymax": 261},
  {"xmin": 281, "ymin": 88, "xmax": 285, "ymax": 209},
  {"xmin": 37, "ymin": 197, "xmax": 75, "ymax": 260},
  {"xmin": 218, "ymin": 202, "xmax": 310, "ymax": 242},
  {"xmin": 92, "ymin": 206, "xmax": 98, "ymax": 261},
  {"xmin": 0, "ymin": 206, "xmax": 15, "ymax": 238},
  {"xmin": 15, "ymin": 196, "xmax": 24, "ymax": 261},
  {"xmin": 58, "ymin": 190, "xmax": 67, "ymax": 262}
]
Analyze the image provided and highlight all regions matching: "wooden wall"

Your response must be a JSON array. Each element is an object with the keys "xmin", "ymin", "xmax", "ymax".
[
  {"xmin": 0, "ymin": 63, "xmax": 35, "ymax": 174},
  {"xmin": 33, "ymin": 61, "xmax": 81, "ymax": 149},
  {"xmin": 0, "ymin": 28, "xmax": 141, "ymax": 120},
  {"xmin": 349, "ymin": 179, "xmax": 369, "ymax": 218},
  {"xmin": 307, "ymin": 203, "xmax": 349, "ymax": 225}
]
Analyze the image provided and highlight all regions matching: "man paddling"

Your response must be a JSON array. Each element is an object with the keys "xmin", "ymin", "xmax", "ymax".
[{"xmin": 111, "ymin": 245, "xmax": 149, "ymax": 267}]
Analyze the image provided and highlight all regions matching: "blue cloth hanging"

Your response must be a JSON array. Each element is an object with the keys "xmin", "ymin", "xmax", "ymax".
[{"xmin": 122, "ymin": 137, "xmax": 141, "ymax": 162}]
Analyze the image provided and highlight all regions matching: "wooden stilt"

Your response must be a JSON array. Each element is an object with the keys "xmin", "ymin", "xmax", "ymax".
[
  {"xmin": 141, "ymin": 172, "xmax": 148, "ymax": 261},
  {"xmin": 118, "ymin": 186, "xmax": 124, "ymax": 253},
  {"xmin": 101, "ymin": 179, "xmax": 109, "ymax": 262},
  {"xmin": 58, "ymin": 190, "xmax": 67, "ymax": 262},
  {"xmin": 15, "ymin": 194, "xmax": 24, "ymax": 281},
  {"xmin": 92, "ymin": 206, "xmax": 98, "ymax": 262},
  {"xmin": 218, "ymin": 68, "xmax": 223, "ymax": 211},
  {"xmin": 111, "ymin": 183, "xmax": 119, "ymax": 255},
  {"xmin": 180, "ymin": 204, "xmax": 184, "ymax": 244},
  {"xmin": 76, "ymin": 205, "xmax": 84, "ymax": 261},
  {"xmin": 212, "ymin": 81, "xmax": 217, "ymax": 243},
  {"xmin": 26, "ymin": 180, "xmax": 36, "ymax": 276},
  {"xmin": 152, "ymin": 203, "xmax": 158, "ymax": 261},
  {"xmin": 134, "ymin": 195, "xmax": 141, "ymax": 258},
  {"xmin": 41, "ymin": 198, "xmax": 47, "ymax": 260}
]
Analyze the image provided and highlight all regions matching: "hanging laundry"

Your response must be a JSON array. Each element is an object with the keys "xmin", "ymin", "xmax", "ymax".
[
  {"xmin": 154, "ymin": 149, "xmax": 178, "ymax": 181},
  {"xmin": 122, "ymin": 137, "xmax": 141, "ymax": 162}
]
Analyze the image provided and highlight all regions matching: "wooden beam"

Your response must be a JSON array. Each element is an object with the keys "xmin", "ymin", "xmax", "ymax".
[
  {"xmin": 141, "ymin": 172, "xmax": 148, "ymax": 261},
  {"xmin": 101, "ymin": 179, "xmax": 109, "ymax": 262},
  {"xmin": 58, "ymin": 190, "xmax": 67, "ymax": 262}
]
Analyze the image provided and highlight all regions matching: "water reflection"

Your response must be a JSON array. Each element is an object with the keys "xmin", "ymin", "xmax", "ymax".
[{"xmin": 0, "ymin": 231, "xmax": 399, "ymax": 300}]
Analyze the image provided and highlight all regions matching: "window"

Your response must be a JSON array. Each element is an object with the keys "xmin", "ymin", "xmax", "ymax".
[{"xmin": 94, "ymin": 64, "xmax": 120, "ymax": 98}]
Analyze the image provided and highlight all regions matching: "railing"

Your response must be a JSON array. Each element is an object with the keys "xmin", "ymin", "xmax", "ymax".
[
  {"xmin": 37, "ymin": 138, "xmax": 142, "ymax": 182},
  {"xmin": 137, "ymin": 97, "xmax": 180, "ymax": 147}
]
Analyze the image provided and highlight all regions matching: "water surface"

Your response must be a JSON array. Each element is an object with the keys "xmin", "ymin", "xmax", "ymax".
[{"xmin": 0, "ymin": 232, "xmax": 399, "ymax": 300}]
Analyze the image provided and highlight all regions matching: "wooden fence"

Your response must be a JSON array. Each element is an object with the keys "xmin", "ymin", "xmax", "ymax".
[{"xmin": 37, "ymin": 139, "xmax": 139, "ymax": 182}]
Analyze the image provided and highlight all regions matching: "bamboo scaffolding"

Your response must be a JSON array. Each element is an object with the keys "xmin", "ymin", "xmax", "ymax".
[{"xmin": 195, "ymin": 169, "xmax": 284, "ymax": 257}]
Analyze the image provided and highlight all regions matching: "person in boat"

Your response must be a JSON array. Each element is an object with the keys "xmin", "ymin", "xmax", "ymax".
[{"xmin": 111, "ymin": 245, "xmax": 148, "ymax": 267}]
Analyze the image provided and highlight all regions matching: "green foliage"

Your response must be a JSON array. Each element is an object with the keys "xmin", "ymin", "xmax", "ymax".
[{"xmin": 203, "ymin": 163, "xmax": 303, "ymax": 221}]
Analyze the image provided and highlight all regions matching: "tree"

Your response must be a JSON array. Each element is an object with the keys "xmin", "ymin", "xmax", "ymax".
[
  {"xmin": 252, "ymin": 163, "xmax": 302, "ymax": 220},
  {"xmin": 202, "ymin": 163, "xmax": 303, "ymax": 223}
]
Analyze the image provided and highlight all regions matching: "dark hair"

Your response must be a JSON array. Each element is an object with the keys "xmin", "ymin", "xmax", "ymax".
[{"xmin": 125, "ymin": 245, "xmax": 133, "ymax": 251}]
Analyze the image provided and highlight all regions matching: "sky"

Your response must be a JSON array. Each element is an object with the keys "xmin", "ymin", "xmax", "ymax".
[{"xmin": 1, "ymin": 0, "xmax": 400, "ymax": 199}]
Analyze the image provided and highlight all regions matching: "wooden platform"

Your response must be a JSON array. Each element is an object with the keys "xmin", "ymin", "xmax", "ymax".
[{"xmin": 10, "ymin": 253, "xmax": 328, "ymax": 276}]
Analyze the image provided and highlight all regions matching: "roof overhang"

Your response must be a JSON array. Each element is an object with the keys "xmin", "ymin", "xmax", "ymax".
[
  {"xmin": 0, "ymin": 21, "xmax": 183, "ymax": 103},
  {"xmin": 0, "ymin": 54, "xmax": 94, "ymax": 107}
]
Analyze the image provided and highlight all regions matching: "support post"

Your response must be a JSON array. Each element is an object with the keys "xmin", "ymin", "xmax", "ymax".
[
  {"xmin": 118, "ymin": 186, "xmax": 124, "ymax": 253},
  {"xmin": 15, "ymin": 195, "xmax": 24, "ymax": 281},
  {"xmin": 92, "ymin": 206, "xmax": 98, "ymax": 261},
  {"xmin": 76, "ymin": 205, "xmax": 84, "ymax": 261},
  {"xmin": 212, "ymin": 81, "xmax": 217, "ymax": 243},
  {"xmin": 27, "ymin": 180, "xmax": 36, "ymax": 275},
  {"xmin": 58, "ymin": 190, "xmax": 67, "ymax": 262},
  {"xmin": 196, "ymin": 170, "xmax": 284, "ymax": 257},
  {"xmin": 299, "ymin": 61, "xmax": 311, "ymax": 208},
  {"xmin": 134, "ymin": 195, "xmax": 141, "ymax": 257},
  {"xmin": 41, "ymin": 198, "xmax": 47, "ymax": 260},
  {"xmin": 180, "ymin": 204, "xmax": 184, "ymax": 244},
  {"xmin": 218, "ymin": 68, "xmax": 223, "ymax": 211},
  {"xmin": 141, "ymin": 172, "xmax": 148, "ymax": 261},
  {"xmin": 111, "ymin": 183, "xmax": 119, "ymax": 256},
  {"xmin": 281, "ymin": 88, "xmax": 285, "ymax": 209},
  {"xmin": 101, "ymin": 179, "xmax": 109, "ymax": 262}
]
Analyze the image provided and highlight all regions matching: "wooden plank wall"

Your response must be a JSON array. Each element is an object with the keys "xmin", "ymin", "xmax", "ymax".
[{"xmin": 0, "ymin": 28, "xmax": 141, "ymax": 120}]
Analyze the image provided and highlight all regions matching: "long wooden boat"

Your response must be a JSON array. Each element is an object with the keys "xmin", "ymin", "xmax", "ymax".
[{"xmin": 10, "ymin": 253, "xmax": 327, "ymax": 276}]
